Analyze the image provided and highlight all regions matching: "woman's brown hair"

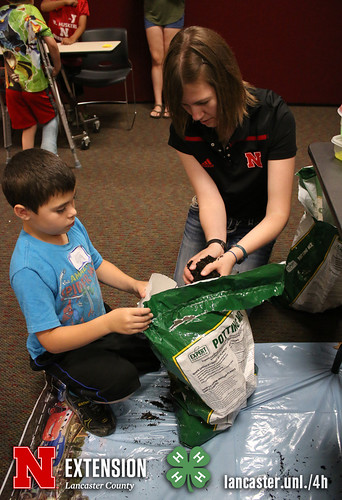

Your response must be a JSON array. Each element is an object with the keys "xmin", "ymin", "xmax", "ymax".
[{"xmin": 163, "ymin": 26, "xmax": 257, "ymax": 143}]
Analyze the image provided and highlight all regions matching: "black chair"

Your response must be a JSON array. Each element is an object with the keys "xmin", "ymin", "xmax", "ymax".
[{"xmin": 72, "ymin": 27, "xmax": 136, "ymax": 133}]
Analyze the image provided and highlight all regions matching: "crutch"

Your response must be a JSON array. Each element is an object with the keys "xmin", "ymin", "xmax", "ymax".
[
  {"xmin": 37, "ymin": 38, "xmax": 82, "ymax": 169},
  {"xmin": 0, "ymin": 89, "xmax": 11, "ymax": 164}
]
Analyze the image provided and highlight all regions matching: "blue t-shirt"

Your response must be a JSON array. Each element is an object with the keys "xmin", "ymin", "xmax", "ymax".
[{"xmin": 10, "ymin": 218, "xmax": 105, "ymax": 359}]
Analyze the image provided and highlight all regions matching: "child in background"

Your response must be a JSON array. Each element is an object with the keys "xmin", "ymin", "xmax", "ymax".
[
  {"xmin": 40, "ymin": 0, "xmax": 90, "ymax": 97},
  {"xmin": 2, "ymin": 149, "xmax": 160, "ymax": 437},
  {"xmin": 0, "ymin": 0, "xmax": 61, "ymax": 153},
  {"xmin": 40, "ymin": 0, "xmax": 89, "ymax": 45}
]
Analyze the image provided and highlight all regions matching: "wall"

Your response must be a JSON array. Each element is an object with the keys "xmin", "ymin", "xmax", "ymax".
[{"xmin": 35, "ymin": 0, "xmax": 340, "ymax": 105}]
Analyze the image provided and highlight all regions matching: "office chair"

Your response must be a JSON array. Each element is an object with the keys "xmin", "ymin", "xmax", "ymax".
[{"xmin": 71, "ymin": 27, "xmax": 136, "ymax": 134}]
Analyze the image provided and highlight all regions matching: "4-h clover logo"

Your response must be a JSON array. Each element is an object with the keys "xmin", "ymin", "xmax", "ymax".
[{"xmin": 166, "ymin": 446, "xmax": 211, "ymax": 492}]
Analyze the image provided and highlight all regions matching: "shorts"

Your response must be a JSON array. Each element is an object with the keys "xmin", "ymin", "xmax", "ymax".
[
  {"xmin": 6, "ymin": 87, "xmax": 56, "ymax": 130},
  {"xmin": 144, "ymin": 14, "xmax": 184, "ymax": 29}
]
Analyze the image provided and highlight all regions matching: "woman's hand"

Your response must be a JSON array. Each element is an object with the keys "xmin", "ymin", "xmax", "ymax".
[
  {"xmin": 183, "ymin": 244, "xmax": 224, "ymax": 283},
  {"xmin": 199, "ymin": 251, "xmax": 237, "ymax": 279}
]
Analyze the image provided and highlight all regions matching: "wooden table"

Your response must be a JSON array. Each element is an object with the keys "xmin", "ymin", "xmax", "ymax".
[{"xmin": 308, "ymin": 141, "xmax": 342, "ymax": 237}]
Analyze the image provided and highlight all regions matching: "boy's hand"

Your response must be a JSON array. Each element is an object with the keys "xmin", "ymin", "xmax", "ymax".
[
  {"xmin": 106, "ymin": 307, "xmax": 153, "ymax": 335},
  {"xmin": 132, "ymin": 280, "xmax": 149, "ymax": 299}
]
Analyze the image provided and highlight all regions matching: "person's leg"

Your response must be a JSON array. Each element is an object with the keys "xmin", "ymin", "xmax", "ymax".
[
  {"xmin": 32, "ymin": 331, "xmax": 159, "ymax": 403},
  {"xmin": 21, "ymin": 89, "xmax": 58, "ymax": 153},
  {"xmin": 162, "ymin": 27, "xmax": 181, "ymax": 117},
  {"xmin": 21, "ymin": 124, "xmax": 37, "ymax": 150},
  {"xmin": 41, "ymin": 115, "xmax": 59, "ymax": 155},
  {"xmin": 105, "ymin": 332, "xmax": 160, "ymax": 377},
  {"xmin": 33, "ymin": 346, "xmax": 140, "ymax": 404},
  {"xmin": 145, "ymin": 25, "xmax": 165, "ymax": 117},
  {"xmin": 6, "ymin": 89, "xmax": 36, "ymax": 149},
  {"xmin": 64, "ymin": 333, "xmax": 160, "ymax": 436},
  {"xmin": 31, "ymin": 336, "xmax": 148, "ymax": 437},
  {"xmin": 163, "ymin": 28, "xmax": 182, "ymax": 52},
  {"xmin": 174, "ymin": 198, "xmax": 207, "ymax": 286}
]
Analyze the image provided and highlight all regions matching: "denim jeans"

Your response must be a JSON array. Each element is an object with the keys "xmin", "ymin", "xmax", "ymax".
[
  {"xmin": 41, "ymin": 116, "xmax": 59, "ymax": 155},
  {"xmin": 174, "ymin": 198, "xmax": 275, "ymax": 286}
]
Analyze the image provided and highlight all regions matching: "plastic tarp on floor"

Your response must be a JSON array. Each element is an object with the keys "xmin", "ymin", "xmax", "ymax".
[{"xmin": 3, "ymin": 342, "xmax": 342, "ymax": 499}]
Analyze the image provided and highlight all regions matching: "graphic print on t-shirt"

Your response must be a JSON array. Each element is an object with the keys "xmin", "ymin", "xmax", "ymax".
[{"xmin": 59, "ymin": 259, "xmax": 98, "ymax": 325}]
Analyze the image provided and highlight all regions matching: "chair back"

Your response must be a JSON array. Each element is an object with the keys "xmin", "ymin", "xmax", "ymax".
[{"xmin": 80, "ymin": 28, "xmax": 130, "ymax": 71}]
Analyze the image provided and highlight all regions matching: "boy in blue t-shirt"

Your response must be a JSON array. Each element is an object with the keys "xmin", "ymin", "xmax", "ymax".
[{"xmin": 2, "ymin": 148, "xmax": 160, "ymax": 437}]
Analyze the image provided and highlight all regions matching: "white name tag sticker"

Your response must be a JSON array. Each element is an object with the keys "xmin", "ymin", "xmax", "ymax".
[{"xmin": 68, "ymin": 246, "xmax": 91, "ymax": 271}]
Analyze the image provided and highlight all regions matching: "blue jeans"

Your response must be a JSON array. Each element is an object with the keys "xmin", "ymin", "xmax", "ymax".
[
  {"xmin": 174, "ymin": 198, "xmax": 275, "ymax": 286},
  {"xmin": 41, "ymin": 116, "xmax": 59, "ymax": 155}
]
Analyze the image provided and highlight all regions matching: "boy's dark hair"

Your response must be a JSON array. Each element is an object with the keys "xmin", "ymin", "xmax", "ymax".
[{"xmin": 2, "ymin": 148, "xmax": 76, "ymax": 213}]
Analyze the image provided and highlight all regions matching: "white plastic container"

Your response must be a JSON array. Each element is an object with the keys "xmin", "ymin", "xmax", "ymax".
[
  {"xmin": 338, "ymin": 105, "xmax": 342, "ymax": 135},
  {"xmin": 331, "ymin": 134, "xmax": 342, "ymax": 161}
]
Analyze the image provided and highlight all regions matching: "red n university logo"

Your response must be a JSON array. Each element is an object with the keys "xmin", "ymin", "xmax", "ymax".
[
  {"xmin": 245, "ymin": 152, "xmax": 263, "ymax": 168},
  {"xmin": 13, "ymin": 446, "xmax": 56, "ymax": 489}
]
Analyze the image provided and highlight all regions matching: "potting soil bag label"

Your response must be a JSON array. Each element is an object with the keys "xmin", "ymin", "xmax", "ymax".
[
  {"xmin": 142, "ymin": 265, "xmax": 285, "ymax": 445},
  {"xmin": 172, "ymin": 309, "xmax": 255, "ymax": 423}
]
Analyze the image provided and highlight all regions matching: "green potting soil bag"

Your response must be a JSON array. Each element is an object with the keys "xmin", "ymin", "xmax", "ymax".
[
  {"xmin": 275, "ymin": 166, "xmax": 342, "ymax": 313},
  {"xmin": 168, "ymin": 372, "xmax": 244, "ymax": 448},
  {"xmin": 143, "ymin": 264, "xmax": 284, "ymax": 447}
]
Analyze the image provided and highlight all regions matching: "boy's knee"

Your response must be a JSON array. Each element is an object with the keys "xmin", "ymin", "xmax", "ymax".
[{"xmin": 86, "ymin": 362, "xmax": 141, "ymax": 403}]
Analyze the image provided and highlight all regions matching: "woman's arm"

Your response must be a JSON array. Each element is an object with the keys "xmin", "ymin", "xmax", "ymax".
[
  {"xmin": 177, "ymin": 151, "xmax": 228, "ymax": 283},
  {"xmin": 203, "ymin": 156, "xmax": 296, "ymax": 277}
]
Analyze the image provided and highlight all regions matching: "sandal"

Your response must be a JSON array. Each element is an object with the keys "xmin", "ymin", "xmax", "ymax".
[
  {"xmin": 150, "ymin": 104, "xmax": 163, "ymax": 119},
  {"xmin": 163, "ymin": 108, "xmax": 170, "ymax": 119}
]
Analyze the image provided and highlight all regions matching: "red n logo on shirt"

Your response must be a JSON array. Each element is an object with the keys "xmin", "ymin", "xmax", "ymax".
[{"xmin": 245, "ymin": 152, "xmax": 263, "ymax": 168}]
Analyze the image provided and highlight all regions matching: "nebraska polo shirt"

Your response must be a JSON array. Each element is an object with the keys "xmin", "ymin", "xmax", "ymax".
[{"xmin": 169, "ymin": 88, "xmax": 297, "ymax": 220}]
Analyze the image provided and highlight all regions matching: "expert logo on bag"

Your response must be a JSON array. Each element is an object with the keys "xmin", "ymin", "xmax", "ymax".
[{"xmin": 189, "ymin": 345, "xmax": 210, "ymax": 362}]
